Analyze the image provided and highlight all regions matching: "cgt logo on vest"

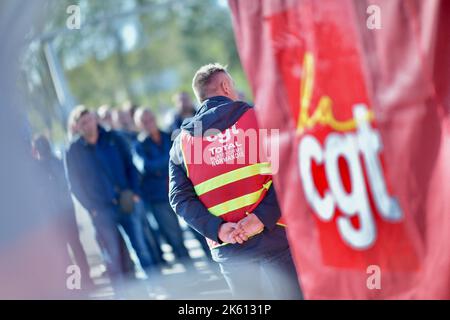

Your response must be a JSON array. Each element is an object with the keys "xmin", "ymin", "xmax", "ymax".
[
  {"xmin": 182, "ymin": 116, "xmax": 280, "ymax": 173},
  {"xmin": 204, "ymin": 124, "xmax": 245, "ymax": 165},
  {"xmin": 205, "ymin": 124, "xmax": 239, "ymax": 143}
]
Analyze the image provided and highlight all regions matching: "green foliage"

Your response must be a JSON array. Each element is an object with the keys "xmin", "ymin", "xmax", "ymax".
[
  {"xmin": 50, "ymin": 0, "xmax": 248, "ymax": 106},
  {"xmin": 24, "ymin": 0, "xmax": 251, "ymax": 143}
]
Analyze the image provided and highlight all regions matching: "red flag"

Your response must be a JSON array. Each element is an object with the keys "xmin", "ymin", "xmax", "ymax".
[{"xmin": 229, "ymin": 0, "xmax": 450, "ymax": 299}]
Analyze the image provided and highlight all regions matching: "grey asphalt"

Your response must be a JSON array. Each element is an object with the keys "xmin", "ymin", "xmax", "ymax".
[{"xmin": 73, "ymin": 200, "xmax": 231, "ymax": 300}]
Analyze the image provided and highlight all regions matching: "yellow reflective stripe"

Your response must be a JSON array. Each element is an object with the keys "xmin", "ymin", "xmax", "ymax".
[
  {"xmin": 208, "ymin": 180, "xmax": 272, "ymax": 216},
  {"xmin": 194, "ymin": 162, "xmax": 272, "ymax": 196}
]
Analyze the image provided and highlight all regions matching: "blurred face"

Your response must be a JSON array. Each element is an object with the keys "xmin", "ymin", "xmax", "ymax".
[
  {"xmin": 139, "ymin": 110, "xmax": 158, "ymax": 134},
  {"xmin": 33, "ymin": 137, "xmax": 52, "ymax": 160},
  {"xmin": 112, "ymin": 110, "xmax": 132, "ymax": 131},
  {"xmin": 176, "ymin": 92, "xmax": 194, "ymax": 114},
  {"xmin": 77, "ymin": 112, "xmax": 98, "ymax": 138},
  {"xmin": 119, "ymin": 110, "xmax": 134, "ymax": 131},
  {"xmin": 112, "ymin": 110, "xmax": 121, "ymax": 129},
  {"xmin": 99, "ymin": 109, "xmax": 112, "ymax": 128}
]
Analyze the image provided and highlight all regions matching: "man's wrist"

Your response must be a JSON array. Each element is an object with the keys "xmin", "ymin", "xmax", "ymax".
[
  {"xmin": 253, "ymin": 211, "xmax": 277, "ymax": 230},
  {"xmin": 217, "ymin": 221, "xmax": 226, "ymax": 244}
]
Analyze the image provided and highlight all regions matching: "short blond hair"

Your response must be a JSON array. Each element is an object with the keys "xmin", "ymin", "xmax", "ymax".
[
  {"xmin": 71, "ymin": 105, "xmax": 90, "ymax": 123},
  {"xmin": 192, "ymin": 63, "xmax": 228, "ymax": 103}
]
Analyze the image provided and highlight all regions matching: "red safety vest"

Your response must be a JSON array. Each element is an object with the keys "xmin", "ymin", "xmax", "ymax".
[{"xmin": 180, "ymin": 108, "xmax": 285, "ymax": 248}]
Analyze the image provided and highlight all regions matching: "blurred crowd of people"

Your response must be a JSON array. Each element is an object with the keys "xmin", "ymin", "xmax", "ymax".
[{"xmin": 31, "ymin": 91, "xmax": 214, "ymax": 296}]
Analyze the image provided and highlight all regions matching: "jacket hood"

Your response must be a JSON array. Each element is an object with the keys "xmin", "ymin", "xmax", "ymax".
[{"xmin": 180, "ymin": 96, "xmax": 251, "ymax": 136}]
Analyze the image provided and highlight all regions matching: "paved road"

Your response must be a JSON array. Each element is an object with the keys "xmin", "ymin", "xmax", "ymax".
[{"xmin": 74, "ymin": 201, "xmax": 231, "ymax": 299}]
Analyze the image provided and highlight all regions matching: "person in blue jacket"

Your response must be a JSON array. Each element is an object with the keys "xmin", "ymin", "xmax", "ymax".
[
  {"xmin": 133, "ymin": 107, "xmax": 191, "ymax": 264},
  {"xmin": 168, "ymin": 63, "xmax": 303, "ymax": 299},
  {"xmin": 32, "ymin": 135, "xmax": 93, "ymax": 289},
  {"xmin": 168, "ymin": 92, "xmax": 196, "ymax": 134},
  {"xmin": 65, "ymin": 106, "xmax": 155, "ymax": 293}
]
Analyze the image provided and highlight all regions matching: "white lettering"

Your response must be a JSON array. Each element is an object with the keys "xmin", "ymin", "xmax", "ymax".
[{"xmin": 298, "ymin": 104, "xmax": 402, "ymax": 249}]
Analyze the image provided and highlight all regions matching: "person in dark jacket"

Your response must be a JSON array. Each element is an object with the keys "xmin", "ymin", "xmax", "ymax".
[
  {"xmin": 98, "ymin": 104, "xmax": 166, "ymax": 270},
  {"xmin": 134, "ymin": 107, "xmax": 192, "ymax": 264},
  {"xmin": 168, "ymin": 63, "xmax": 303, "ymax": 299},
  {"xmin": 32, "ymin": 135, "xmax": 93, "ymax": 289},
  {"xmin": 168, "ymin": 93, "xmax": 213, "ymax": 260},
  {"xmin": 168, "ymin": 91, "xmax": 196, "ymax": 134},
  {"xmin": 112, "ymin": 107, "xmax": 138, "ymax": 147},
  {"xmin": 65, "ymin": 106, "xmax": 155, "ymax": 292}
]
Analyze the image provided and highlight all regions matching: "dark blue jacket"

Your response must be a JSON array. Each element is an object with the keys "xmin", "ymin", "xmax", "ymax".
[
  {"xmin": 65, "ymin": 126, "xmax": 140, "ymax": 213},
  {"xmin": 169, "ymin": 112, "xmax": 195, "ymax": 134},
  {"xmin": 117, "ymin": 129, "xmax": 138, "ymax": 148},
  {"xmin": 168, "ymin": 96, "xmax": 289, "ymax": 262},
  {"xmin": 134, "ymin": 131, "xmax": 172, "ymax": 204},
  {"xmin": 37, "ymin": 154, "xmax": 74, "ymax": 215}
]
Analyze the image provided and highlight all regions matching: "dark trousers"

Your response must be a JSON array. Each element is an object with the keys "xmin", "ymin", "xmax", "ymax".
[
  {"xmin": 63, "ymin": 211, "xmax": 92, "ymax": 284},
  {"xmin": 189, "ymin": 227, "xmax": 213, "ymax": 260},
  {"xmin": 119, "ymin": 235, "xmax": 136, "ymax": 277},
  {"xmin": 141, "ymin": 214, "xmax": 166, "ymax": 266},
  {"xmin": 91, "ymin": 202, "xmax": 155, "ymax": 289},
  {"xmin": 219, "ymin": 248, "xmax": 303, "ymax": 299},
  {"xmin": 145, "ymin": 201, "xmax": 191, "ymax": 260}
]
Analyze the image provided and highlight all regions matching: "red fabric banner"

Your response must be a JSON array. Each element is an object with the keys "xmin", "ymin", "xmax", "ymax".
[{"xmin": 229, "ymin": 0, "xmax": 450, "ymax": 299}]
